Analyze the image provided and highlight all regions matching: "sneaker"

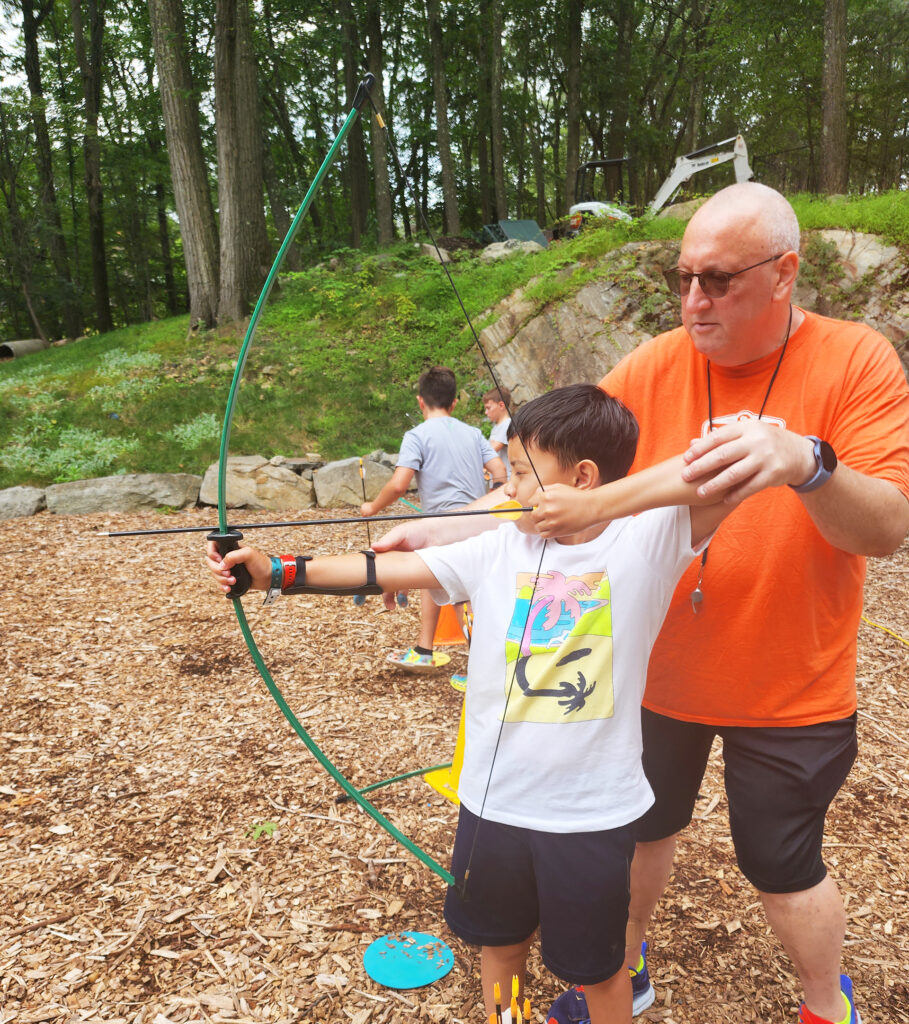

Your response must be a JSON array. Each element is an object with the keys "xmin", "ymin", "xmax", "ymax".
[
  {"xmin": 386, "ymin": 648, "xmax": 449, "ymax": 674},
  {"xmin": 629, "ymin": 941, "xmax": 655, "ymax": 1015},
  {"xmin": 798, "ymin": 975, "xmax": 861, "ymax": 1024},
  {"xmin": 545, "ymin": 942, "xmax": 655, "ymax": 1022},
  {"xmin": 450, "ymin": 674, "xmax": 467, "ymax": 691}
]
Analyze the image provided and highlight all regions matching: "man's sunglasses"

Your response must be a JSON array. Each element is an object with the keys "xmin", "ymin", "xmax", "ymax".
[{"xmin": 663, "ymin": 253, "xmax": 784, "ymax": 298}]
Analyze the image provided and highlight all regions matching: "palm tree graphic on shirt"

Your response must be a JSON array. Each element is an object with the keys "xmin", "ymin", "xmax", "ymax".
[{"xmin": 504, "ymin": 568, "xmax": 615, "ymax": 723}]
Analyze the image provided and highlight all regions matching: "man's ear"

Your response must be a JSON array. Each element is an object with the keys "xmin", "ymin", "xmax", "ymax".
[
  {"xmin": 573, "ymin": 459, "xmax": 601, "ymax": 490},
  {"xmin": 774, "ymin": 250, "xmax": 799, "ymax": 299}
]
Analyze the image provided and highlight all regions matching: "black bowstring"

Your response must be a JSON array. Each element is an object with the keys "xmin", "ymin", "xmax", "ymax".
[{"xmin": 366, "ymin": 91, "xmax": 550, "ymax": 897}]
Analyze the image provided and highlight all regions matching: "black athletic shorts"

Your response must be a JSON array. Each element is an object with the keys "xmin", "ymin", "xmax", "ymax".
[
  {"xmin": 635, "ymin": 708, "xmax": 858, "ymax": 893},
  {"xmin": 444, "ymin": 804, "xmax": 635, "ymax": 986}
]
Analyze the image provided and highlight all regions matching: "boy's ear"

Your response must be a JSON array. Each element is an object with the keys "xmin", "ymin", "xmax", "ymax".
[{"xmin": 573, "ymin": 459, "xmax": 601, "ymax": 490}]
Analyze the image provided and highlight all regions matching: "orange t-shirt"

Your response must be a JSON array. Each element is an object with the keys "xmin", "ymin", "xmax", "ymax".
[{"xmin": 601, "ymin": 309, "xmax": 909, "ymax": 727}]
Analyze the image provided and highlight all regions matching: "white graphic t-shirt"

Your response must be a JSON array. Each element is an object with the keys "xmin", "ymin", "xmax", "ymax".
[{"xmin": 419, "ymin": 507, "xmax": 700, "ymax": 832}]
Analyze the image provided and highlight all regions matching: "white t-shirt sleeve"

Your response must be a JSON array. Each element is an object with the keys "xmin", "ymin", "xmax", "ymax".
[{"xmin": 416, "ymin": 530, "xmax": 500, "ymax": 605}]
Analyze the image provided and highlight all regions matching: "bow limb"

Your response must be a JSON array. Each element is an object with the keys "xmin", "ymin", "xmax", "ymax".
[{"xmin": 213, "ymin": 72, "xmax": 454, "ymax": 887}]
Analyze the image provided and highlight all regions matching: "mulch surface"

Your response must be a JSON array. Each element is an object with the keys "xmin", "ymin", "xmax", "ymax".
[{"xmin": 1, "ymin": 506, "xmax": 907, "ymax": 1024}]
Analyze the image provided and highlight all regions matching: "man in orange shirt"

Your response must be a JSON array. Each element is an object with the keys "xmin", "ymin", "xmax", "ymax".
[{"xmin": 532, "ymin": 183, "xmax": 909, "ymax": 1024}]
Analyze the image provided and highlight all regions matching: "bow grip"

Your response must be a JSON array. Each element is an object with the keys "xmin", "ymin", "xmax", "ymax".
[{"xmin": 207, "ymin": 529, "xmax": 252, "ymax": 599}]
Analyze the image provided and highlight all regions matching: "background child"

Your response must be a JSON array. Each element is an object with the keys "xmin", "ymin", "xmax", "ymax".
[
  {"xmin": 483, "ymin": 384, "xmax": 512, "ymax": 479},
  {"xmin": 208, "ymin": 383, "xmax": 743, "ymax": 1024},
  {"xmin": 361, "ymin": 366, "xmax": 505, "ymax": 670}
]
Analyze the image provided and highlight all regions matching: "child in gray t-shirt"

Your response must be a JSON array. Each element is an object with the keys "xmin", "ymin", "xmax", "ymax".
[{"xmin": 361, "ymin": 366, "xmax": 506, "ymax": 670}]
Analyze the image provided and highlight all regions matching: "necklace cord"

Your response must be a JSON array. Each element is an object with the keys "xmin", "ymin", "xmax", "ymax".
[{"xmin": 698, "ymin": 304, "xmax": 793, "ymax": 582}]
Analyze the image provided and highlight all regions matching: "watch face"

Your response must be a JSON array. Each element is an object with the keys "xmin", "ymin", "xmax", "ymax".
[{"xmin": 819, "ymin": 440, "xmax": 837, "ymax": 473}]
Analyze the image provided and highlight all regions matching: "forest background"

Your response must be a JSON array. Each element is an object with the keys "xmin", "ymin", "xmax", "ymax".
[{"xmin": 1, "ymin": 0, "xmax": 907, "ymax": 346}]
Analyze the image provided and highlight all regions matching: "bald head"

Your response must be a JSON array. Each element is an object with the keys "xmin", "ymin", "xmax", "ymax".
[
  {"xmin": 677, "ymin": 182, "xmax": 803, "ymax": 365},
  {"xmin": 686, "ymin": 182, "xmax": 800, "ymax": 256}
]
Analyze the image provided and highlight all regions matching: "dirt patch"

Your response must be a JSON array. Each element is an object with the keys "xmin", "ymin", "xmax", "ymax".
[{"xmin": 1, "ymin": 507, "xmax": 907, "ymax": 1023}]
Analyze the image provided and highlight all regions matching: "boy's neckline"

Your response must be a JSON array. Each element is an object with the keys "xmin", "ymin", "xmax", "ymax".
[{"xmin": 547, "ymin": 520, "xmax": 612, "ymax": 547}]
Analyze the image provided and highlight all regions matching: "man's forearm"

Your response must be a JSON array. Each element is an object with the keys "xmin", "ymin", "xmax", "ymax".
[{"xmin": 800, "ymin": 465, "xmax": 909, "ymax": 555}]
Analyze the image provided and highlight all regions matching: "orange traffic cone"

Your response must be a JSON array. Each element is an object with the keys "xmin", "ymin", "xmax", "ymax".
[{"xmin": 434, "ymin": 603, "xmax": 468, "ymax": 646}]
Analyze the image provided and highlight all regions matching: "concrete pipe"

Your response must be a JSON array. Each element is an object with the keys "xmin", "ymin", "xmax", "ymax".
[{"xmin": 0, "ymin": 338, "xmax": 50, "ymax": 358}]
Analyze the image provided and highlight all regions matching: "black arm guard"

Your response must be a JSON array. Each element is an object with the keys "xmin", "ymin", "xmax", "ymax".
[{"xmin": 282, "ymin": 551, "xmax": 384, "ymax": 597}]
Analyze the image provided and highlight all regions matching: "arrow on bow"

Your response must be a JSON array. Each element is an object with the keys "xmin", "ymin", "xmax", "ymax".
[{"xmin": 95, "ymin": 500, "xmax": 530, "ymax": 537}]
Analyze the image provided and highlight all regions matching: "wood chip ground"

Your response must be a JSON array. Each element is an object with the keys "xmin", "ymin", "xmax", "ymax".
[{"xmin": 1, "ymin": 508, "xmax": 907, "ymax": 1023}]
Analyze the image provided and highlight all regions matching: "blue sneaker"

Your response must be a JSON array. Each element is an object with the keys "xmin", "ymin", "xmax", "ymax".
[
  {"xmin": 545, "ymin": 942, "xmax": 655, "ymax": 1022},
  {"xmin": 629, "ymin": 941, "xmax": 655, "ymax": 1015},
  {"xmin": 797, "ymin": 975, "xmax": 861, "ymax": 1024}
]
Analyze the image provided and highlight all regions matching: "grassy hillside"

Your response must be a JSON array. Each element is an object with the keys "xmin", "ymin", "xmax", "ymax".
[{"xmin": 0, "ymin": 190, "xmax": 906, "ymax": 490}]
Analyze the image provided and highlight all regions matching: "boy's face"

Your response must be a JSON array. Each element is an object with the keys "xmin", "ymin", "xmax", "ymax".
[
  {"xmin": 483, "ymin": 398, "xmax": 506, "ymax": 422},
  {"xmin": 504, "ymin": 438, "xmax": 581, "ymax": 533}
]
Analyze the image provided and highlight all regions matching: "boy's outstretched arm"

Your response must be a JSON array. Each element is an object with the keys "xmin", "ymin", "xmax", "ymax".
[
  {"xmin": 361, "ymin": 466, "xmax": 415, "ymax": 518},
  {"xmin": 206, "ymin": 540, "xmax": 440, "ymax": 596},
  {"xmin": 530, "ymin": 454, "xmax": 735, "ymax": 547}
]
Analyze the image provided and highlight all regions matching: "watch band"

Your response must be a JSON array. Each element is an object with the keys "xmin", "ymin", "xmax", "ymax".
[{"xmin": 790, "ymin": 435, "xmax": 837, "ymax": 493}]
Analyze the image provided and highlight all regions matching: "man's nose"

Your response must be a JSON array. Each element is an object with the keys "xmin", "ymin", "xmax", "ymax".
[{"xmin": 683, "ymin": 276, "xmax": 712, "ymax": 309}]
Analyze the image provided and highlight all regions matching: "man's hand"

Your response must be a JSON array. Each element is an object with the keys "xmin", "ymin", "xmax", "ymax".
[
  {"xmin": 206, "ymin": 540, "xmax": 272, "ymax": 594},
  {"xmin": 682, "ymin": 420, "xmax": 816, "ymax": 505}
]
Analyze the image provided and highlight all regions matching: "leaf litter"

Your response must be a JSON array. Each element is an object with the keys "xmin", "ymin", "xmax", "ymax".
[{"xmin": 1, "ymin": 507, "xmax": 907, "ymax": 1023}]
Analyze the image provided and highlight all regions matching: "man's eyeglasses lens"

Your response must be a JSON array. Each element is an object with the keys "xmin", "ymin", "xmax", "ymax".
[
  {"xmin": 663, "ymin": 268, "xmax": 731, "ymax": 297},
  {"xmin": 663, "ymin": 253, "xmax": 784, "ymax": 298}
]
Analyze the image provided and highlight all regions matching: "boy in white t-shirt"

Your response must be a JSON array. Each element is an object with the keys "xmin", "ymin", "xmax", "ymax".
[
  {"xmin": 483, "ymin": 384, "xmax": 512, "ymax": 478},
  {"xmin": 208, "ymin": 384, "xmax": 743, "ymax": 1024}
]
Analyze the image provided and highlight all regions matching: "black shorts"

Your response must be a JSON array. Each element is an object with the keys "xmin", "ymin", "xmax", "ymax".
[
  {"xmin": 444, "ymin": 804, "xmax": 635, "ymax": 986},
  {"xmin": 635, "ymin": 708, "xmax": 858, "ymax": 893}
]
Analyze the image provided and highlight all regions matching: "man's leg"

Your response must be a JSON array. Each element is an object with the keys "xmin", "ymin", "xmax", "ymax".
[
  {"xmin": 584, "ymin": 965, "xmax": 633, "ymax": 1024},
  {"xmin": 760, "ymin": 876, "xmax": 847, "ymax": 1022},
  {"xmin": 624, "ymin": 711, "xmax": 715, "ymax": 966},
  {"xmin": 417, "ymin": 590, "xmax": 441, "ymax": 650},
  {"xmin": 624, "ymin": 834, "xmax": 678, "ymax": 965},
  {"xmin": 723, "ymin": 717, "xmax": 857, "ymax": 1022}
]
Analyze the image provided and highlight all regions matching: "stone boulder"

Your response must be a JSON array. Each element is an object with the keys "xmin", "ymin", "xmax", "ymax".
[
  {"xmin": 312, "ymin": 456, "xmax": 393, "ymax": 508},
  {"xmin": 46, "ymin": 473, "xmax": 201, "ymax": 515},
  {"xmin": 420, "ymin": 242, "xmax": 451, "ymax": 264},
  {"xmin": 0, "ymin": 485, "xmax": 46, "ymax": 520},
  {"xmin": 480, "ymin": 239, "xmax": 545, "ymax": 261},
  {"xmin": 199, "ymin": 456, "xmax": 315, "ymax": 510}
]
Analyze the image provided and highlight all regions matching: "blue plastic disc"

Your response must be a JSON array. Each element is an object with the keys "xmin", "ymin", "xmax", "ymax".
[{"xmin": 362, "ymin": 930, "xmax": 454, "ymax": 989}]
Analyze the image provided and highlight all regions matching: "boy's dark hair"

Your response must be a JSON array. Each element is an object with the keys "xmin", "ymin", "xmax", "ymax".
[
  {"xmin": 482, "ymin": 385, "xmax": 511, "ymax": 407},
  {"xmin": 508, "ymin": 384, "xmax": 639, "ymax": 484},
  {"xmin": 418, "ymin": 366, "xmax": 457, "ymax": 410}
]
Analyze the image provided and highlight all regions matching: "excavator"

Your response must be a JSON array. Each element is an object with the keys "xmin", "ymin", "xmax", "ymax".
[{"xmin": 567, "ymin": 134, "xmax": 754, "ymax": 233}]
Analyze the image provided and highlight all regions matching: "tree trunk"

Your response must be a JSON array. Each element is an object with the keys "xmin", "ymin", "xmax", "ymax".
[
  {"xmin": 70, "ymin": 0, "xmax": 113, "ymax": 333},
  {"xmin": 147, "ymin": 0, "xmax": 220, "ymax": 328},
  {"xmin": 0, "ymin": 99, "xmax": 49, "ymax": 341},
  {"xmin": 564, "ymin": 0, "xmax": 582, "ymax": 207},
  {"xmin": 215, "ymin": 0, "xmax": 270, "ymax": 323},
  {"xmin": 339, "ymin": 0, "xmax": 369, "ymax": 247},
  {"xmin": 821, "ymin": 0, "xmax": 849, "ymax": 193},
  {"xmin": 366, "ymin": 0, "xmax": 395, "ymax": 245},
  {"xmin": 425, "ymin": 0, "xmax": 460, "ymax": 235},
  {"xmin": 22, "ymin": 0, "xmax": 82, "ymax": 338},
  {"xmin": 489, "ymin": 0, "xmax": 507, "ymax": 220}
]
